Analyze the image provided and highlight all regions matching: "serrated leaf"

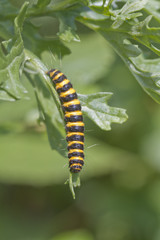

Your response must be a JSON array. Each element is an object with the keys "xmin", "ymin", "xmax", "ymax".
[
  {"xmin": 145, "ymin": 0, "xmax": 160, "ymax": 22},
  {"xmin": 57, "ymin": 12, "xmax": 80, "ymax": 42},
  {"xmin": 111, "ymin": 0, "xmax": 147, "ymax": 28},
  {"xmin": 78, "ymin": 92, "xmax": 128, "ymax": 130},
  {"xmin": 129, "ymin": 54, "xmax": 160, "ymax": 102},
  {"xmin": 76, "ymin": 0, "xmax": 160, "ymax": 103},
  {"xmin": 0, "ymin": 2, "xmax": 29, "ymax": 101},
  {"xmin": 88, "ymin": 0, "xmax": 109, "ymax": 15},
  {"xmin": 88, "ymin": 0, "xmax": 117, "ymax": 16},
  {"xmin": 112, "ymin": 12, "xmax": 142, "ymax": 29},
  {"xmin": 120, "ymin": 0, "xmax": 147, "ymax": 15},
  {"xmin": 122, "ymin": 0, "xmax": 160, "ymax": 23}
]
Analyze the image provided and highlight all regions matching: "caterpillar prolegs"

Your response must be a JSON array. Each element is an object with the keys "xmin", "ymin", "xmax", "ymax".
[{"xmin": 47, "ymin": 69, "xmax": 84, "ymax": 173}]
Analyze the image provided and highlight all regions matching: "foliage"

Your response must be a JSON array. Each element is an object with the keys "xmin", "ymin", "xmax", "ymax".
[
  {"xmin": 79, "ymin": 92, "xmax": 127, "ymax": 130},
  {"xmin": 1, "ymin": 0, "xmax": 160, "ymax": 239},
  {"xmin": 1, "ymin": 0, "xmax": 160, "ymax": 195},
  {"xmin": 0, "ymin": 0, "xmax": 130, "ymax": 160},
  {"xmin": 0, "ymin": 0, "xmax": 160, "ymax": 134}
]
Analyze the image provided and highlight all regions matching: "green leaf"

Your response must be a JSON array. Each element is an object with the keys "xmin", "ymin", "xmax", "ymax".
[
  {"xmin": 112, "ymin": 12, "xmax": 142, "ymax": 29},
  {"xmin": 145, "ymin": 0, "xmax": 160, "ymax": 22},
  {"xmin": 119, "ymin": 0, "xmax": 147, "ymax": 15},
  {"xmin": 23, "ymin": 22, "xmax": 71, "ymax": 58},
  {"xmin": 128, "ymin": 53, "xmax": 160, "ymax": 102},
  {"xmin": 0, "ymin": 0, "xmax": 18, "ymax": 18},
  {"xmin": 78, "ymin": 92, "xmax": 128, "ymax": 130},
  {"xmin": 0, "ymin": 2, "xmax": 29, "ymax": 101},
  {"xmin": 35, "ymin": 0, "xmax": 51, "ymax": 8},
  {"xmin": 0, "ymin": 89, "xmax": 16, "ymax": 101},
  {"xmin": 57, "ymin": 12, "xmax": 80, "ymax": 42},
  {"xmin": 76, "ymin": 0, "xmax": 160, "ymax": 103},
  {"xmin": 89, "ymin": 0, "xmax": 116, "ymax": 15},
  {"xmin": 33, "ymin": 0, "xmax": 87, "ymax": 13},
  {"xmin": 24, "ymin": 49, "xmax": 67, "ymax": 157}
]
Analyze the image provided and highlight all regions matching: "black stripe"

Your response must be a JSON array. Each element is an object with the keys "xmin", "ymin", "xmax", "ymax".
[
  {"xmin": 66, "ymin": 126, "xmax": 84, "ymax": 133},
  {"xmin": 68, "ymin": 151, "xmax": 84, "ymax": 158},
  {"xmin": 47, "ymin": 69, "xmax": 85, "ymax": 173},
  {"xmin": 47, "ymin": 69, "xmax": 56, "ymax": 76},
  {"xmin": 51, "ymin": 70, "xmax": 61, "ymax": 80},
  {"xmin": 69, "ymin": 160, "xmax": 84, "ymax": 166},
  {"xmin": 67, "ymin": 143, "xmax": 84, "ymax": 150},
  {"xmin": 54, "ymin": 74, "xmax": 67, "ymax": 84},
  {"xmin": 57, "ymin": 82, "xmax": 72, "ymax": 94},
  {"xmin": 47, "ymin": 69, "xmax": 67, "ymax": 84},
  {"xmin": 62, "ymin": 104, "xmax": 81, "ymax": 112},
  {"xmin": 70, "ymin": 165, "xmax": 82, "ymax": 173},
  {"xmin": 66, "ymin": 134, "xmax": 84, "ymax": 142},
  {"xmin": 60, "ymin": 93, "xmax": 77, "ymax": 103},
  {"xmin": 65, "ymin": 115, "xmax": 83, "ymax": 122}
]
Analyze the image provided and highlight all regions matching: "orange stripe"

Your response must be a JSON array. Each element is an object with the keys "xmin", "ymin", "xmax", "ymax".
[
  {"xmin": 67, "ymin": 132, "xmax": 84, "ymax": 137},
  {"xmin": 69, "ymin": 156, "xmax": 84, "ymax": 161},
  {"xmin": 53, "ymin": 72, "xmax": 63, "ymax": 80},
  {"xmin": 68, "ymin": 149, "xmax": 84, "ymax": 154},
  {"xmin": 60, "ymin": 88, "xmax": 76, "ymax": 98},
  {"xmin": 66, "ymin": 122, "xmax": 84, "ymax": 127},
  {"xmin": 65, "ymin": 111, "xmax": 82, "ymax": 118},
  {"xmin": 63, "ymin": 99, "xmax": 80, "ymax": 107},
  {"xmin": 56, "ymin": 79, "xmax": 70, "ymax": 89},
  {"xmin": 68, "ymin": 141, "xmax": 84, "ymax": 147},
  {"xmin": 70, "ymin": 163, "xmax": 82, "ymax": 167},
  {"xmin": 49, "ymin": 69, "xmax": 57, "ymax": 77}
]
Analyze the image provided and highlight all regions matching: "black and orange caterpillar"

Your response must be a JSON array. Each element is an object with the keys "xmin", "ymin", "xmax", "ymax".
[{"xmin": 47, "ymin": 69, "xmax": 84, "ymax": 173}]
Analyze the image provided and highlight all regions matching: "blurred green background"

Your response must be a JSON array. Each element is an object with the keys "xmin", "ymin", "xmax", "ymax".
[{"xmin": 1, "ymin": 15, "xmax": 160, "ymax": 240}]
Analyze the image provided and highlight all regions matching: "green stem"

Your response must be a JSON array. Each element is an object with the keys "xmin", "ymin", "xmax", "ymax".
[
  {"xmin": 24, "ymin": 49, "xmax": 64, "ymax": 121},
  {"xmin": 2, "ymin": 0, "xmax": 80, "ymax": 20},
  {"xmin": 65, "ymin": 172, "xmax": 80, "ymax": 199}
]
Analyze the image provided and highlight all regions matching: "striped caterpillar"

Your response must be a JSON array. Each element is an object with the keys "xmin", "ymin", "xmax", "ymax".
[{"xmin": 47, "ymin": 69, "xmax": 84, "ymax": 173}]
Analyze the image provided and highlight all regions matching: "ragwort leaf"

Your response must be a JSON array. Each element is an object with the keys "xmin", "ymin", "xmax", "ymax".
[
  {"xmin": 24, "ymin": 49, "xmax": 67, "ymax": 157},
  {"xmin": 0, "ymin": 2, "xmax": 29, "ymax": 101},
  {"xmin": 145, "ymin": 0, "xmax": 160, "ymax": 22},
  {"xmin": 78, "ymin": 92, "xmax": 128, "ymax": 131},
  {"xmin": 111, "ymin": 0, "xmax": 147, "ymax": 29},
  {"xmin": 57, "ymin": 12, "xmax": 80, "ymax": 42},
  {"xmin": 76, "ymin": 0, "xmax": 160, "ymax": 103}
]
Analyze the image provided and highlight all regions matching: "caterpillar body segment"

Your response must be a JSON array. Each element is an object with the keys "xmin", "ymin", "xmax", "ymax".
[{"xmin": 47, "ymin": 69, "xmax": 84, "ymax": 173}]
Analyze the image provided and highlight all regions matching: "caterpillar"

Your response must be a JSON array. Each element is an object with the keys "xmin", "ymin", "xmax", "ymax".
[{"xmin": 47, "ymin": 69, "xmax": 84, "ymax": 173}]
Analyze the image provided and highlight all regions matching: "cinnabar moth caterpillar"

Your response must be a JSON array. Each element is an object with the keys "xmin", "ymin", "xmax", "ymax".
[{"xmin": 47, "ymin": 69, "xmax": 84, "ymax": 173}]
